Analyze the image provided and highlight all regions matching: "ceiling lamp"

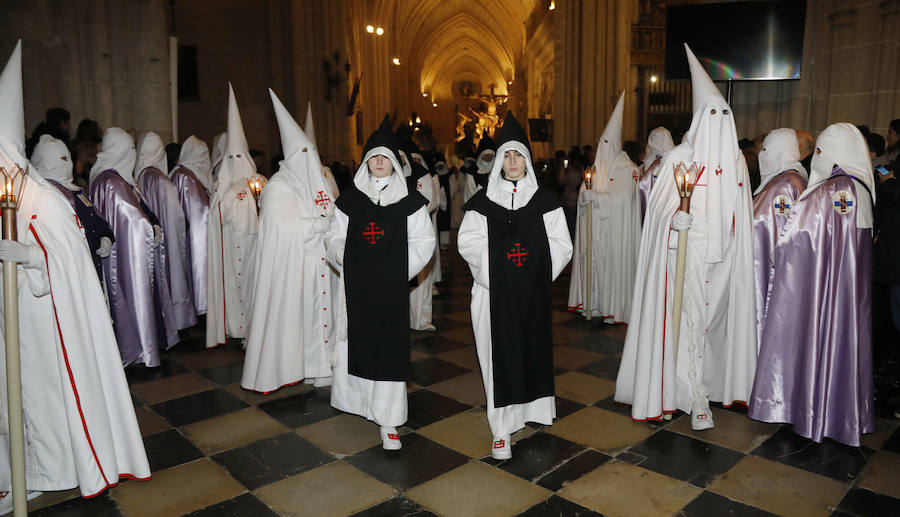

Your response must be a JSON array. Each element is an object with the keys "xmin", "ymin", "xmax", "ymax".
[
  {"xmin": 375, "ymin": 27, "xmax": 384, "ymax": 36},
  {"xmin": 392, "ymin": 57, "xmax": 400, "ymax": 65},
  {"xmin": 366, "ymin": 25, "xmax": 375, "ymax": 33},
  {"xmin": 549, "ymin": 0, "xmax": 556, "ymax": 10}
]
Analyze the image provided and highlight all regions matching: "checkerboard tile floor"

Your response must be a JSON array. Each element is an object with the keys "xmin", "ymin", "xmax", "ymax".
[{"xmin": 13, "ymin": 239, "xmax": 900, "ymax": 517}]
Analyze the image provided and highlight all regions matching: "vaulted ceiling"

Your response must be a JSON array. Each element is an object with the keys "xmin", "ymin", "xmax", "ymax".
[{"xmin": 378, "ymin": 0, "xmax": 537, "ymax": 99}]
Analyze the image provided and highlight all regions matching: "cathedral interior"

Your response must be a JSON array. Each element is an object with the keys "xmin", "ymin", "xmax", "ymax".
[{"xmin": 0, "ymin": 0, "xmax": 899, "ymax": 516}]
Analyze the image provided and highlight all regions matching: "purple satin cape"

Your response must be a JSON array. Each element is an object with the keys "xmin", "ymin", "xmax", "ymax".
[
  {"xmin": 171, "ymin": 165, "xmax": 210, "ymax": 315},
  {"xmin": 90, "ymin": 169, "xmax": 178, "ymax": 366},
  {"xmin": 139, "ymin": 167, "xmax": 197, "ymax": 329},
  {"xmin": 638, "ymin": 158, "xmax": 660, "ymax": 222},
  {"xmin": 752, "ymin": 169, "xmax": 807, "ymax": 340},
  {"xmin": 749, "ymin": 172, "xmax": 874, "ymax": 446}
]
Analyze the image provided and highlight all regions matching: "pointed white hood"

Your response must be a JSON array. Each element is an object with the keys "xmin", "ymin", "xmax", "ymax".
[
  {"xmin": 304, "ymin": 102, "xmax": 317, "ymax": 152},
  {"xmin": 90, "ymin": 127, "xmax": 137, "ymax": 185},
  {"xmin": 0, "ymin": 40, "xmax": 26, "ymax": 171},
  {"xmin": 592, "ymin": 91, "xmax": 630, "ymax": 189},
  {"xmin": 802, "ymin": 122, "xmax": 874, "ymax": 226},
  {"xmin": 269, "ymin": 88, "xmax": 332, "ymax": 217},
  {"xmin": 679, "ymin": 44, "xmax": 746, "ymax": 263},
  {"xmin": 32, "ymin": 134, "xmax": 77, "ymax": 190},
  {"xmin": 134, "ymin": 131, "xmax": 168, "ymax": 180},
  {"xmin": 645, "ymin": 126, "xmax": 674, "ymax": 164},
  {"xmin": 217, "ymin": 83, "xmax": 256, "ymax": 190},
  {"xmin": 177, "ymin": 135, "xmax": 213, "ymax": 191},
  {"xmin": 755, "ymin": 128, "xmax": 806, "ymax": 195}
]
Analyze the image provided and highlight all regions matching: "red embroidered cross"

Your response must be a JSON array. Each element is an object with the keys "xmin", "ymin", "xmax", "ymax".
[
  {"xmin": 493, "ymin": 439, "xmax": 506, "ymax": 449},
  {"xmin": 506, "ymin": 242, "xmax": 529, "ymax": 267},
  {"xmin": 388, "ymin": 433, "xmax": 399, "ymax": 440},
  {"xmin": 362, "ymin": 222, "xmax": 384, "ymax": 244},
  {"xmin": 314, "ymin": 190, "xmax": 331, "ymax": 210},
  {"xmin": 715, "ymin": 166, "xmax": 722, "ymax": 176},
  {"xmin": 632, "ymin": 169, "xmax": 639, "ymax": 182},
  {"xmin": 416, "ymin": 180, "xmax": 422, "ymax": 190},
  {"xmin": 237, "ymin": 190, "xmax": 248, "ymax": 201}
]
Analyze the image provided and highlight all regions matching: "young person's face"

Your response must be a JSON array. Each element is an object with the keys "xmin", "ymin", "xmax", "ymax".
[
  {"xmin": 502, "ymin": 150, "xmax": 526, "ymax": 180},
  {"xmin": 368, "ymin": 154, "xmax": 392, "ymax": 178}
]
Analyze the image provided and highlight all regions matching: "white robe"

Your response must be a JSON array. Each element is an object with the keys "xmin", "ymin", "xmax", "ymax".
[
  {"xmin": 409, "ymin": 172, "xmax": 437, "ymax": 330},
  {"xmin": 0, "ymin": 176, "xmax": 150, "ymax": 499},
  {"xmin": 567, "ymin": 152, "xmax": 641, "ymax": 322},
  {"xmin": 458, "ymin": 144, "xmax": 573, "ymax": 438},
  {"xmin": 206, "ymin": 179, "xmax": 258, "ymax": 348},
  {"xmin": 241, "ymin": 176, "xmax": 335, "ymax": 392},
  {"xmin": 325, "ymin": 175, "xmax": 435, "ymax": 426},
  {"xmin": 614, "ymin": 143, "xmax": 758, "ymax": 419}
]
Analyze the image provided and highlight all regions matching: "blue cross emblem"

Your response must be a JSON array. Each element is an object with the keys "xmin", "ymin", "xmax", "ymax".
[{"xmin": 834, "ymin": 195, "xmax": 853, "ymax": 213}]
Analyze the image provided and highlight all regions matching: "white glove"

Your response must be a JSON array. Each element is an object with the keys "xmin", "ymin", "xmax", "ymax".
[
  {"xmin": 311, "ymin": 217, "xmax": 330, "ymax": 233},
  {"xmin": 152, "ymin": 225, "xmax": 163, "ymax": 247},
  {"xmin": 578, "ymin": 189, "xmax": 593, "ymax": 206},
  {"xmin": 96, "ymin": 236, "xmax": 112, "ymax": 258},
  {"xmin": 671, "ymin": 210, "xmax": 693, "ymax": 231},
  {"xmin": 0, "ymin": 240, "xmax": 43, "ymax": 270}
]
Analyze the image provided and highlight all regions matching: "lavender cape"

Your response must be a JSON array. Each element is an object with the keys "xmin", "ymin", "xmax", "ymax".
[
  {"xmin": 45, "ymin": 179, "xmax": 115, "ymax": 281},
  {"xmin": 748, "ymin": 172, "xmax": 874, "ymax": 446},
  {"xmin": 171, "ymin": 165, "xmax": 210, "ymax": 315},
  {"xmin": 90, "ymin": 169, "xmax": 178, "ymax": 366},
  {"xmin": 751, "ymin": 169, "xmax": 807, "ymax": 340},
  {"xmin": 139, "ymin": 166, "xmax": 197, "ymax": 329},
  {"xmin": 638, "ymin": 157, "xmax": 661, "ymax": 221}
]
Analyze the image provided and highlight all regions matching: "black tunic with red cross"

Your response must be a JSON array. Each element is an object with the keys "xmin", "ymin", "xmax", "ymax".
[
  {"xmin": 336, "ymin": 185, "xmax": 427, "ymax": 381},
  {"xmin": 463, "ymin": 185, "xmax": 560, "ymax": 407}
]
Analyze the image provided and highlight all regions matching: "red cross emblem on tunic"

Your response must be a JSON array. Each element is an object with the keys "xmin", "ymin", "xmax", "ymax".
[
  {"xmin": 715, "ymin": 166, "xmax": 723, "ymax": 176},
  {"xmin": 237, "ymin": 190, "xmax": 248, "ymax": 201},
  {"xmin": 507, "ymin": 242, "xmax": 529, "ymax": 267},
  {"xmin": 362, "ymin": 222, "xmax": 384, "ymax": 244},
  {"xmin": 632, "ymin": 169, "xmax": 640, "ymax": 182},
  {"xmin": 416, "ymin": 180, "xmax": 422, "ymax": 190},
  {"xmin": 314, "ymin": 190, "xmax": 331, "ymax": 210}
]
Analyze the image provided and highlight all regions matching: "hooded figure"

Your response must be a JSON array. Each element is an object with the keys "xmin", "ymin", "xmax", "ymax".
[
  {"xmin": 90, "ymin": 127, "xmax": 178, "ymax": 365},
  {"xmin": 304, "ymin": 102, "xmax": 340, "ymax": 200},
  {"xmin": 639, "ymin": 127, "xmax": 675, "ymax": 220},
  {"xmin": 31, "ymin": 134, "xmax": 114, "ymax": 281},
  {"xmin": 241, "ymin": 90, "xmax": 337, "ymax": 392},
  {"xmin": 0, "ymin": 41, "xmax": 150, "ymax": 506},
  {"xmin": 170, "ymin": 135, "xmax": 212, "ymax": 315},
  {"xmin": 449, "ymin": 155, "xmax": 467, "ymax": 229},
  {"xmin": 458, "ymin": 112, "xmax": 573, "ymax": 459},
  {"xmin": 434, "ymin": 155, "xmax": 450, "ymax": 274},
  {"xmin": 567, "ymin": 92, "xmax": 641, "ymax": 323},
  {"xmin": 206, "ymin": 84, "xmax": 260, "ymax": 348},
  {"xmin": 462, "ymin": 135, "xmax": 496, "ymax": 203},
  {"xmin": 751, "ymin": 128, "xmax": 807, "ymax": 338},
  {"xmin": 210, "ymin": 132, "xmax": 226, "ymax": 188},
  {"xmin": 135, "ymin": 131, "xmax": 196, "ymax": 330},
  {"xmin": 324, "ymin": 114, "xmax": 435, "ymax": 450},
  {"xmin": 397, "ymin": 133, "xmax": 438, "ymax": 332},
  {"xmin": 614, "ymin": 45, "xmax": 757, "ymax": 430},
  {"xmin": 749, "ymin": 123, "xmax": 875, "ymax": 446}
]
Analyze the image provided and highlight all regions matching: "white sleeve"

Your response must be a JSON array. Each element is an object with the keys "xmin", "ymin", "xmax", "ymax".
[
  {"xmin": 463, "ymin": 175, "xmax": 477, "ymax": 203},
  {"xmin": 416, "ymin": 173, "xmax": 434, "ymax": 206},
  {"xmin": 457, "ymin": 210, "xmax": 490, "ymax": 288},
  {"xmin": 407, "ymin": 205, "xmax": 436, "ymax": 279},
  {"xmin": 543, "ymin": 207, "xmax": 573, "ymax": 281},
  {"xmin": 324, "ymin": 208, "xmax": 348, "ymax": 271},
  {"xmin": 428, "ymin": 175, "xmax": 440, "ymax": 213}
]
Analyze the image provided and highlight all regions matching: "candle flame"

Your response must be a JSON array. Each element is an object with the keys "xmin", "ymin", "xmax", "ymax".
[{"xmin": 5, "ymin": 181, "xmax": 10, "ymax": 195}]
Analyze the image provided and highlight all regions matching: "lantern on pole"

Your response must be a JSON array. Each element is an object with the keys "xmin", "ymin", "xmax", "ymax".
[{"xmin": 583, "ymin": 166, "xmax": 595, "ymax": 321}]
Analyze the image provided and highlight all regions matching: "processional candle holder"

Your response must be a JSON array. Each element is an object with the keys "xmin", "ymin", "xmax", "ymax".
[
  {"xmin": 0, "ymin": 165, "xmax": 28, "ymax": 517},
  {"xmin": 666, "ymin": 161, "xmax": 699, "ymax": 420},
  {"xmin": 247, "ymin": 177, "xmax": 266, "ymax": 210},
  {"xmin": 583, "ymin": 166, "xmax": 594, "ymax": 321}
]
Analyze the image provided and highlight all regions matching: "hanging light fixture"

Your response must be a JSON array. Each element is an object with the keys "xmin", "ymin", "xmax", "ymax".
[
  {"xmin": 549, "ymin": 0, "xmax": 556, "ymax": 10},
  {"xmin": 366, "ymin": 25, "xmax": 375, "ymax": 33},
  {"xmin": 375, "ymin": 27, "xmax": 384, "ymax": 36},
  {"xmin": 392, "ymin": 57, "xmax": 400, "ymax": 65}
]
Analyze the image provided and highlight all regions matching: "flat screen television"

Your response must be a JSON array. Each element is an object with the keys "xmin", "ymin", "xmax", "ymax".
[{"xmin": 665, "ymin": 1, "xmax": 806, "ymax": 81}]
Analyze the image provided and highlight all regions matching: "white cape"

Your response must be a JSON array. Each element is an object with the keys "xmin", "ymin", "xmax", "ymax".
[
  {"xmin": 567, "ymin": 151, "xmax": 641, "ymax": 322},
  {"xmin": 0, "ymin": 176, "xmax": 150, "ymax": 499}
]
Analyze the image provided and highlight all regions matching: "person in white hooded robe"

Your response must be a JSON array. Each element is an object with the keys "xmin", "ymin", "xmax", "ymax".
[
  {"xmin": 241, "ymin": 90, "xmax": 336, "ymax": 393},
  {"xmin": 135, "ymin": 131, "xmax": 196, "ymax": 330},
  {"xmin": 751, "ymin": 128, "xmax": 807, "ymax": 339},
  {"xmin": 614, "ymin": 44, "xmax": 757, "ymax": 430},
  {"xmin": 458, "ymin": 112, "xmax": 573, "ymax": 459},
  {"xmin": 170, "ymin": 135, "xmax": 212, "ymax": 316},
  {"xmin": 462, "ymin": 136, "xmax": 496, "ymax": 203},
  {"xmin": 210, "ymin": 132, "xmax": 226, "ymax": 190},
  {"xmin": 325, "ymin": 115, "xmax": 435, "ymax": 450},
  {"xmin": 206, "ymin": 84, "xmax": 260, "ymax": 348},
  {"xmin": 0, "ymin": 41, "xmax": 150, "ymax": 510},
  {"xmin": 567, "ymin": 92, "xmax": 641, "ymax": 323},
  {"xmin": 638, "ymin": 127, "xmax": 675, "ymax": 221},
  {"xmin": 31, "ymin": 134, "xmax": 114, "ymax": 282}
]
